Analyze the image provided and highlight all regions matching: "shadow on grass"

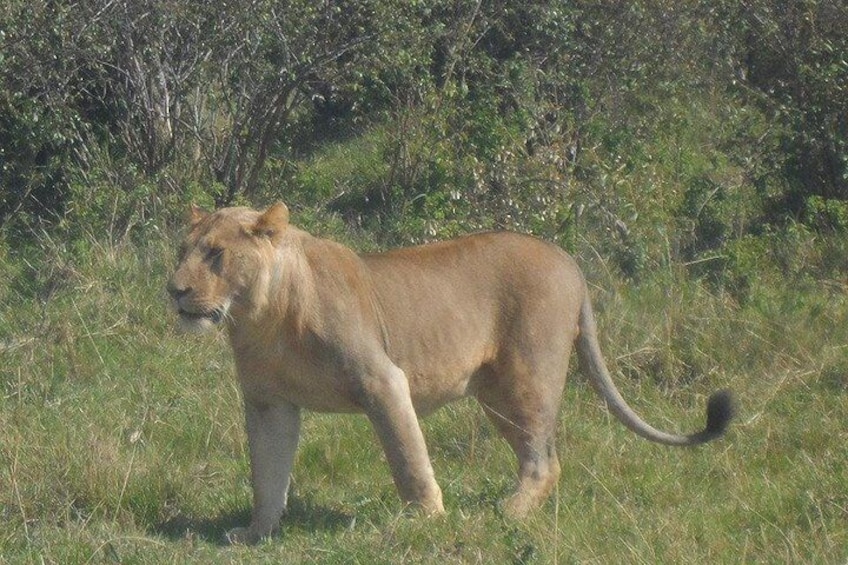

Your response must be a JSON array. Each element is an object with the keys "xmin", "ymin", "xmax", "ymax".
[{"xmin": 153, "ymin": 497, "xmax": 354, "ymax": 546}]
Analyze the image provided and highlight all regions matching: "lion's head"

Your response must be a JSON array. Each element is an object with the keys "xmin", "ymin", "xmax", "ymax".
[{"xmin": 167, "ymin": 202, "xmax": 291, "ymax": 333}]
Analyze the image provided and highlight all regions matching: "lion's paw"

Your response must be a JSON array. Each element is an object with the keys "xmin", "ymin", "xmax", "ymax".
[
  {"xmin": 503, "ymin": 493, "xmax": 534, "ymax": 520},
  {"xmin": 225, "ymin": 526, "xmax": 263, "ymax": 546}
]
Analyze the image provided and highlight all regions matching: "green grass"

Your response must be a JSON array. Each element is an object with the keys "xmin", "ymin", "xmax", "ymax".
[{"xmin": 1, "ymin": 225, "xmax": 847, "ymax": 564}]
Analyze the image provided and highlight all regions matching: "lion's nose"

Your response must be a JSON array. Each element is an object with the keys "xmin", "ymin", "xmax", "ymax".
[{"xmin": 167, "ymin": 280, "xmax": 190, "ymax": 300}]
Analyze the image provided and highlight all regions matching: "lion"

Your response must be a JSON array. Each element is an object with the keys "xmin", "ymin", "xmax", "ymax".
[{"xmin": 167, "ymin": 202, "xmax": 733, "ymax": 544}]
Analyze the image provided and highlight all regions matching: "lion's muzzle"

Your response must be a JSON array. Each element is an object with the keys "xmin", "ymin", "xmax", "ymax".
[{"xmin": 167, "ymin": 281, "xmax": 228, "ymax": 332}]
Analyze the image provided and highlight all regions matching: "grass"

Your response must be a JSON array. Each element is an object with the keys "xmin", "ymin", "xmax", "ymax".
[{"xmin": 1, "ymin": 222, "xmax": 847, "ymax": 564}]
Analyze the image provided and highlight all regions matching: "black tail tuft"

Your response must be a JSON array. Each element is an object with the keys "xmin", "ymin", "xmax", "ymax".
[{"xmin": 703, "ymin": 389, "xmax": 735, "ymax": 439}]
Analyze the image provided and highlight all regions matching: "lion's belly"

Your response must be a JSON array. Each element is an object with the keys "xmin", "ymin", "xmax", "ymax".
[
  {"xmin": 391, "ymin": 335, "xmax": 494, "ymax": 417},
  {"xmin": 406, "ymin": 370, "xmax": 476, "ymax": 417},
  {"xmin": 242, "ymin": 354, "xmax": 474, "ymax": 415}
]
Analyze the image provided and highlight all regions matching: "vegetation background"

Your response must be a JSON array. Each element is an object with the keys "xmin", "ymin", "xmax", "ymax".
[{"xmin": 1, "ymin": 0, "xmax": 846, "ymax": 562}]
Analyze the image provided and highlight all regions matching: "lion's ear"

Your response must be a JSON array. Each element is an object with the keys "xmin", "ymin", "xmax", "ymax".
[
  {"xmin": 189, "ymin": 204, "xmax": 209, "ymax": 227},
  {"xmin": 252, "ymin": 202, "xmax": 290, "ymax": 242}
]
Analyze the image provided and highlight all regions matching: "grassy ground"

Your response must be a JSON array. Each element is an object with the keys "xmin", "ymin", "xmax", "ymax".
[{"xmin": 1, "ymin": 224, "xmax": 846, "ymax": 564}]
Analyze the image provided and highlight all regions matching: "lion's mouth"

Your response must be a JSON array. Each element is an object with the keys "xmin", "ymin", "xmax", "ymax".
[{"xmin": 178, "ymin": 307, "xmax": 225, "ymax": 325}]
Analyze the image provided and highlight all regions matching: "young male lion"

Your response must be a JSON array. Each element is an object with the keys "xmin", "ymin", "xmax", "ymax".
[{"xmin": 167, "ymin": 202, "xmax": 733, "ymax": 544}]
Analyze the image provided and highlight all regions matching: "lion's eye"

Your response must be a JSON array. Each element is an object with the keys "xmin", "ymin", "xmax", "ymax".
[{"xmin": 206, "ymin": 246, "xmax": 224, "ymax": 261}]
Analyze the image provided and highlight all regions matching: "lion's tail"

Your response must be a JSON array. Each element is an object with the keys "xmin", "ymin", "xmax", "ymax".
[{"xmin": 575, "ymin": 295, "xmax": 734, "ymax": 446}]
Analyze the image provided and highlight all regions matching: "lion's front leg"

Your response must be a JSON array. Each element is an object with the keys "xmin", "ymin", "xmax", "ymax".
[
  {"xmin": 226, "ymin": 399, "xmax": 301, "ymax": 545},
  {"xmin": 361, "ymin": 364, "xmax": 444, "ymax": 515}
]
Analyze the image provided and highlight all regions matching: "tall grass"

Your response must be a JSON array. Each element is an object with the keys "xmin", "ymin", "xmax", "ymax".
[{"xmin": 1, "ymin": 218, "xmax": 846, "ymax": 564}]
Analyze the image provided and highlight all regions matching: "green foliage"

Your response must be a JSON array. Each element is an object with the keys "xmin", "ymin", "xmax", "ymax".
[
  {"xmin": 3, "ymin": 0, "xmax": 846, "ymax": 251},
  {"xmin": 803, "ymin": 195, "xmax": 848, "ymax": 232},
  {"xmin": 739, "ymin": 0, "xmax": 848, "ymax": 203}
]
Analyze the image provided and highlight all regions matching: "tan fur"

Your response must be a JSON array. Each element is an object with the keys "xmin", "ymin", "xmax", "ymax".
[{"xmin": 167, "ymin": 202, "xmax": 732, "ymax": 544}]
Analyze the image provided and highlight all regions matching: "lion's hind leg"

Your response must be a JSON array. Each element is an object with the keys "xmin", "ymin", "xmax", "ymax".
[
  {"xmin": 475, "ymin": 358, "xmax": 566, "ymax": 518},
  {"xmin": 480, "ymin": 400, "xmax": 562, "ymax": 518}
]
